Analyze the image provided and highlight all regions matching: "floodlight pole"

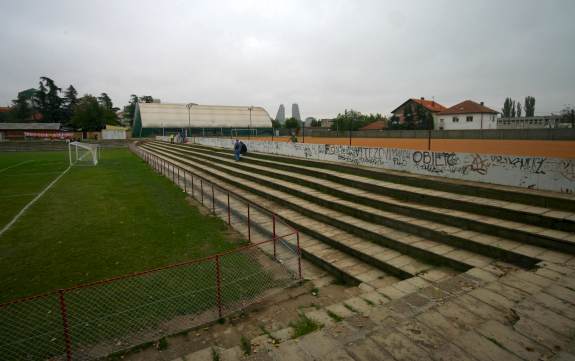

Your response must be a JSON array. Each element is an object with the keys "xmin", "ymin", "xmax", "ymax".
[
  {"xmin": 349, "ymin": 118, "xmax": 352, "ymax": 146},
  {"xmin": 186, "ymin": 103, "xmax": 194, "ymax": 140},
  {"xmin": 248, "ymin": 106, "xmax": 253, "ymax": 139}
]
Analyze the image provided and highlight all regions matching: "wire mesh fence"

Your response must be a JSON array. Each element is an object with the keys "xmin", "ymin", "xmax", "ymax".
[{"xmin": 0, "ymin": 144, "xmax": 302, "ymax": 361}]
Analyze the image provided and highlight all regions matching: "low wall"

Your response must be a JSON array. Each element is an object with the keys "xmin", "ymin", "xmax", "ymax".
[
  {"xmin": 294, "ymin": 128, "xmax": 575, "ymax": 140},
  {"xmin": 193, "ymin": 137, "xmax": 575, "ymax": 194}
]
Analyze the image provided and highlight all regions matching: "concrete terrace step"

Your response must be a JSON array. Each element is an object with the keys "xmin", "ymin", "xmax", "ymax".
[
  {"xmin": 141, "ymin": 143, "xmax": 503, "ymax": 272},
  {"xmin": 196, "ymin": 141, "xmax": 575, "ymax": 213},
  {"xmin": 141, "ymin": 144, "xmax": 445, "ymax": 277},
  {"xmin": 144, "ymin": 143, "xmax": 559, "ymax": 268},
  {"xmin": 174, "ymin": 261, "xmax": 575, "ymax": 361},
  {"xmin": 140, "ymin": 145, "xmax": 411, "ymax": 288},
  {"xmin": 175, "ymin": 141, "xmax": 575, "ymax": 235},
  {"xmin": 156, "ymin": 142, "xmax": 575, "ymax": 255}
]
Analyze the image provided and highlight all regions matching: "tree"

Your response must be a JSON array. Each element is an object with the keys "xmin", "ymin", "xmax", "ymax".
[
  {"xmin": 123, "ymin": 94, "xmax": 154, "ymax": 126},
  {"xmin": 71, "ymin": 95, "xmax": 119, "ymax": 131},
  {"xmin": 511, "ymin": 100, "xmax": 516, "ymax": 118},
  {"xmin": 0, "ymin": 109, "xmax": 13, "ymax": 122},
  {"xmin": 10, "ymin": 93, "xmax": 33, "ymax": 122},
  {"xmin": 98, "ymin": 93, "xmax": 113, "ymax": 110},
  {"xmin": 35, "ymin": 77, "xmax": 62, "ymax": 122},
  {"xmin": 517, "ymin": 102, "xmax": 522, "ymax": 117},
  {"xmin": 560, "ymin": 106, "xmax": 575, "ymax": 128},
  {"xmin": 284, "ymin": 117, "xmax": 300, "ymax": 130},
  {"xmin": 62, "ymin": 85, "xmax": 78, "ymax": 126},
  {"xmin": 525, "ymin": 96, "xmax": 536, "ymax": 117},
  {"xmin": 502, "ymin": 98, "xmax": 513, "ymax": 118}
]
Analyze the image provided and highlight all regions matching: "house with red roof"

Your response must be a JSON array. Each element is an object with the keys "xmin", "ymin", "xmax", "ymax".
[
  {"xmin": 359, "ymin": 119, "xmax": 387, "ymax": 131},
  {"xmin": 390, "ymin": 97, "xmax": 447, "ymax": 129},
  {"xmin": 434, "ymin": 100, "xmax": 498, "ymax": 130}
]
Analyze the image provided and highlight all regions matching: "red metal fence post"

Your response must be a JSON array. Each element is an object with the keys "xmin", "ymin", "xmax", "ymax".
[
  {"xmin": 191, "ymin": 175, "xmax": 195, "ymax": 197},
  {"xmin": 272, "ymin": 214, "xmax": 277, "ymax": 259},
  {"xmin": 211, "ymin": 184, "xmax": 215, "ymax": 214},
  {"xmin": 184, "ymin": 170, "xmax": 187, "ymax": 193},
  {"xmin": 215, "ymin": 255, "xmax": 223, "ymax": 319},
  {"xmin": 200, "ymin": 179, "xmax": 204, "ymax": 204},
  {"xmin": 58, "ymin": 290, "xmax": 73, "ymax": 361},
  {"xmin": 247, "ymin": 203, "xmax": 251, "ymax": 242},
  {"xmin": 227, "ymin": 192, "xmax": 231, "ymax": 225},
  {"xmin": 177, "ymin": 167, "xmax": 180, "ymax": 187},
  {"xmin": 296, "ymin": 232, "xmax": 302, "ymax": 280}
]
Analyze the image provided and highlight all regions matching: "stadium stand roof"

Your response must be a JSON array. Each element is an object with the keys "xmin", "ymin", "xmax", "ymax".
[
  {"xmin": 135, "ymin": 103, "xmax": 272, "ymax": 129},
  {"xmin": 0, "ymin": 123, "xmax": 61, "ymax": 130}
]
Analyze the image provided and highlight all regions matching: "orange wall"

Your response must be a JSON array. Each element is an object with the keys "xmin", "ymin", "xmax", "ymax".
[{"xmin": 245, "ymin": 136, "xmax": 575, "ymax": 159}]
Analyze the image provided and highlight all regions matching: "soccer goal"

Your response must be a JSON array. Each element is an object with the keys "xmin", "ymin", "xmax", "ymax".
[{"xmin": 68, "ymin": 141, "xmax": 99, "ymax": 166}]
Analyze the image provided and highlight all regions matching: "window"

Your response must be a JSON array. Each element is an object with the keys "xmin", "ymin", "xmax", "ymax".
[
  {"xmin": 452, "ymin": 117, "xmax": 459, "ymax": 123},
  {"xmin": 466, "ymin": 116, "xmax": 473, "ymax": 122}
]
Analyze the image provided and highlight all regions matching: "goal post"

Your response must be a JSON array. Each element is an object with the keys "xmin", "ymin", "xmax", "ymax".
[{"xmin": 68, "ymin": 141, "xmax": 99, "ymax": 166}]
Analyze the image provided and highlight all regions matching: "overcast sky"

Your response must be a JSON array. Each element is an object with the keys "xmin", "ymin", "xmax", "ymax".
[{"xmin": 1, "ymin": 0, "xmax": 574, "ymax": 118}]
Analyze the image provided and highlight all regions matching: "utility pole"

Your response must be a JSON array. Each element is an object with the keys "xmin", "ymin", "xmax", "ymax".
[
  {"xmin": 349, "ymin": 117, "xmax": 352, "ymax": 146},
  {"xmin": 248, "ymin": 106, "xmax": 253, "ymax": 139},
  {"xmin": 186, "ymin": 103, "xmax": 194, "ymax": 140}
]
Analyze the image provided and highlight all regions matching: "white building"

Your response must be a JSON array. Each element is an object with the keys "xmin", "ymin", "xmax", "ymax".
[
  {"xmin": 133, "ymin": 102, "xmax": 272, "ymax": 137},
  {"xmin": 434, "ymin": 100, "xmax": 498, "ymax": 130},
  {"xmin": 497, "ymin": 115, "xmax": 563, "ymax": 129}
]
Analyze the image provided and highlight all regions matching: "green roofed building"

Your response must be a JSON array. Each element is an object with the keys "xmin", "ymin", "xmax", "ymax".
[{"xmin": 132, "ymin": 102, "xmax": 273, "ymax": 138}]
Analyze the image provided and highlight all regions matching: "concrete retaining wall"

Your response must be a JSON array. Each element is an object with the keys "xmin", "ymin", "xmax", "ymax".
[{"xmin": 193, "ymin": 137, "xmax": 575, "ymax": 194}]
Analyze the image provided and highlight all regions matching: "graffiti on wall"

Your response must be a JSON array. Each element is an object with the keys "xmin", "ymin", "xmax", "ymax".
[{"xmin": 193, "ymin": 138, "xmax": 575, "ymax": 193}]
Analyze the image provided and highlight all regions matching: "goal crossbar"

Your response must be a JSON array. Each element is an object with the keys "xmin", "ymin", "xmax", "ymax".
[{"xmin": 69, "ymin": 141, "xmax": 99, "ymax": 166}]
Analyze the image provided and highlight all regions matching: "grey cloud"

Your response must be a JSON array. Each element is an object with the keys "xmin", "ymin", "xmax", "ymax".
[{"xmin": 1, "ymin": 0, "xmax": 574, "ymax": 118}]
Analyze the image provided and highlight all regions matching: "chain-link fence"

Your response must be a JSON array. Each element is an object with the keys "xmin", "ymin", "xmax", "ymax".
[{"xmin": 0, "ymin": 144, "xmax": 302, "ymax": 361}]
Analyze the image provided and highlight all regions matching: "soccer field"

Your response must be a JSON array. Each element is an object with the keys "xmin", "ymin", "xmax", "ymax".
[{"xmin": 0, "ymin": 148, "xmax": 242, "ymax": 302}]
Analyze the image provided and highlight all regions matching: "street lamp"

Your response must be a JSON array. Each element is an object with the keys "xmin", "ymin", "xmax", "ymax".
[
  {"xmin": 349, "ymin": 117, "xmax": 352, "ymax": 146},
  {"xmin": 248, "ymin": 106, "xmax": 253, "ymax": 139},
  {"xmin": 186, "ymin": 103, "xmax": 195, "ymax": 140}
]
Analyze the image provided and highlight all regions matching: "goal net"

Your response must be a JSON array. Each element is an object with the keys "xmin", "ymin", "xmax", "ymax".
[{"xmin": 69, "ymin": 141, "xmax": 99, "ymax": 166}]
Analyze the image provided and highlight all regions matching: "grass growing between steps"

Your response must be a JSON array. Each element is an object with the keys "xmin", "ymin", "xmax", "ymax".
[
  {"xmin": 326, "ymin": 310, "xmax": 343, "ymax": 322},
  {"xmin": 240, "ymin": 335, "xmax": 252, "ymax": 355},
  {"xmin": 290, "ymin": 314, "xmax": 323, "ymax": 338}
]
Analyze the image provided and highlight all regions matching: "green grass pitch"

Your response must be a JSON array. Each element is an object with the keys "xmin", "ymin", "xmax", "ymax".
[{"xmin": 0, "ymin": 148, "xmax": 244, "ymax": 302}]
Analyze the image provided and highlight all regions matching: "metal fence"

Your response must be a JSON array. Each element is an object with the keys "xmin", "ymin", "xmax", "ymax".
[{"xmin": 0, "ymin": 144, "xmax": 302, "ymax": 361}]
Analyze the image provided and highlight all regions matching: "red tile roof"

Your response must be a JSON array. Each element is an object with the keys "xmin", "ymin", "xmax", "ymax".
[
  {"xmin": 411, "ymin": 98, "xmax": 447, "ymax": 112},
  {"xmin": 438, "ymin": 100, "xmax": 498, "ymax": 115},
  {"xmin": 391, "ymin": 98, "xmax": 447, "ymax": 114},
  {"xmin": 0, "ymin": 107, "xmax": 10, "ymax": 113},
  {"xmin": 359, "ymin": 120, "xmax": 386, "ymax": 130}
]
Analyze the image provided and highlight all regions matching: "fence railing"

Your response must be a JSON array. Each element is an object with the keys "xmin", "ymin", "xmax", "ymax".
[{"xmin": 0, "ymin": 144, "xmax": 302, "ymax": 361}]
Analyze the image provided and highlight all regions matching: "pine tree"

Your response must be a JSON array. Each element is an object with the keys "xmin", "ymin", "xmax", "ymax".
[
  {"xmin": 517, "ymin": 102, "xmax": 522, "ymax": 117},
  {"xmin": 525, "ymin": 96, "xmax": 536, "ymax": 117},
  {"xmin": 98, "ymin": 93, "xmax": 113, "ymax": 110},
  {"xmin": 502, "ymin": 98, "xmax": 513, "ymax": 118},
  {"xmin": 62, "ymin": 85, "xmax": 78, "ymax": 126},
  {"xmin": 35, "ymin": 77, "xmax": 62, "ymax": 122}
]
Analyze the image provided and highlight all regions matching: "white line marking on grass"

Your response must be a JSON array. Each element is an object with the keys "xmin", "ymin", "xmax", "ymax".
[
  {"xmin": 0, "ymin": 160, "xmax": 34, "ymax": 174},
  {"xmin": 0, "ymin": 165, "xmax": 71, "ymax": 238}
]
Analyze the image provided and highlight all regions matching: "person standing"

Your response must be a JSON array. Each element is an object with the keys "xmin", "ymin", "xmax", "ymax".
[{"xmin": 234, "ymin": 139, "xmax": 241, "ymax": 161}]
